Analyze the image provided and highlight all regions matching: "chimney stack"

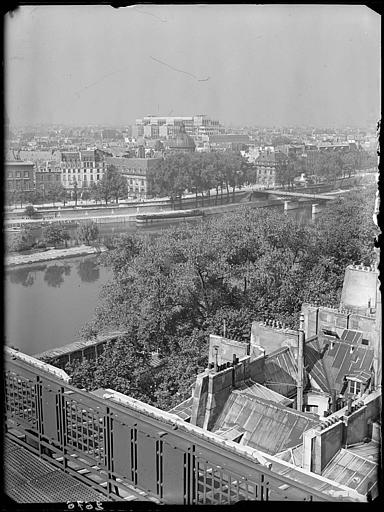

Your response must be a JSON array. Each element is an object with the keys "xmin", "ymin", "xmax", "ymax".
[
  {"xmin": 297, "ymin": 313, "xmax": 305, "ymax": 412},
  {"xmin": 214, "ymin": 346, "xmax": 219, "ymax": 372}
]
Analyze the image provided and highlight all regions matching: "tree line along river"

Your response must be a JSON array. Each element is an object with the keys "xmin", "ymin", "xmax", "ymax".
[{"xmin": 5, "ymin": 205, "xmax": 313, "ymax": 356}]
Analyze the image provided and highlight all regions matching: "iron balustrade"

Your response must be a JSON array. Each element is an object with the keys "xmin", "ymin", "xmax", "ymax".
[{"xmin": 4, "ymin": 354, "xmax": 355, "ymax": 503}]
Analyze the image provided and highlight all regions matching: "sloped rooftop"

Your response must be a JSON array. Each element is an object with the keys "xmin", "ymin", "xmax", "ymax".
[
  {"xmin": 264, "ymin": 346, "xmax": 300, "ymax": 398},
  {"xmin": 212, "ymin": 393, "xmax": 319, "ymax": 455},
  {"xmin": 305, "ymin": 333, "xmax": 374, "ymax": 394},
  {"xmin": 236, "ymin": 379, "xmax": 294, "ymax": 407},
  {"xmin": 169, "ymin": 397, "xmax": 194, "ymax": 421},
  {"xmin": 275, "ymin": 444, "xmax": 304, "ymax": 467},
  {"xmin": 322, "ymin": 448, "xmax": 378, "ymax": 497}
]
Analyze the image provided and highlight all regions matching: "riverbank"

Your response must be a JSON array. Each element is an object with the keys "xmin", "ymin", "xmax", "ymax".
[{"xmin": 6, "ymin": 244, "xmax": 107, "ymax": 268}]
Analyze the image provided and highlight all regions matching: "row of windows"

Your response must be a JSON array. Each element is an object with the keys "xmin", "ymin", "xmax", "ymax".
[
  {"xmin": 62, "ymin": 175, "xmax": 100, "ymax": 182},
  {"xmin": 62, "ymin": 161, "xmax": 102, "ymax": 167},
  {"xmin": 36, "ymin": 175, "xmax": 61, "ymax": 182},
  {"xmin": 8, "ymin": 171, "xmax": 30, "ymax": 178},
  {"xmin": 62, "ymin": 168, "xmax": 102, "ymax": 174},
  {"xmin": 128, "ymin": 179, "xmax": 145, "ymax": 186},
  {"xmin": 7, "ymin": 182, "xmax": 34, "ymax": 190},
  {"xmin": 257, "ymin": 169, "xmax": 274, "ymax": 175},
  {"xmin": 128, "ymin": 186, "xmax": 145, "ymax": 193}
]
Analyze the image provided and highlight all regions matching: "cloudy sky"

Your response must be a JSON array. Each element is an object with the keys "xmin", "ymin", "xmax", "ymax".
[{"xmin": 5, "ymin": 4, "xmax": 381, "ymax": 128}]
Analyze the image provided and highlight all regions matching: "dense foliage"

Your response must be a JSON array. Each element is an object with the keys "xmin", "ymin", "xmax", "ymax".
[
  {"xmin": 42, "ymin": 224, "xmax": 71, "ymax": 248},
  {"xmin": 90, "ymin": 165, "xmax": 128, "ymax": 204},
  {"xmin": 68, "ymin": 185, "xmax": 377, "ymax": 409},
  {"xmin": 77, "ymin": 221, "xmax": 99, "ymax": 245},
  {"xmin": 148, "ymin": 151, "xmax": 250, "ymax": 207}
]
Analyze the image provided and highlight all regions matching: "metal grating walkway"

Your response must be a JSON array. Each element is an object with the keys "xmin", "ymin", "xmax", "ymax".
[{"xmin": 4, "ymin": 438, "xmax": 108, "ymax": 503}]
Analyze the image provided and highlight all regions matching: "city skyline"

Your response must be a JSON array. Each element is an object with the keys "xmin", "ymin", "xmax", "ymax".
[{"xmin": 5, "ymin": 5, "xmax": 381, "ymax": 128}]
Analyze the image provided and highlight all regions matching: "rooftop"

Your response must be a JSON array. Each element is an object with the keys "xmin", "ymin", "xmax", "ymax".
[
  {"xmin": 213, "ymin": 393, "xmax": 319, "ymax": 455},
  {"xmin": 322, "ymin": 448, "xmax": 378, "ymax": 497},
  {"xmin": 304, "ymin": 332, "xmax": 375, "ymax": 394}
]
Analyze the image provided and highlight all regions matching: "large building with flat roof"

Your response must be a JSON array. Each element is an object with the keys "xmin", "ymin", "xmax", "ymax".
[{"xmin": 133, "ymin": 115, "xmax": 223, "ymax": 142}]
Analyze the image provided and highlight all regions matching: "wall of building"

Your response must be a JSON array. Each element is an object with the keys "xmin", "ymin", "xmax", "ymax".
[
  {"xmin": 190, "ymin": 353, "xmax": 266, "ymax": 431},
  {"xmin": 190, "ymin": 372, "xmax": 210, "ymax": 428},
  {"xmin": 208, "ymin": 335, "xmax": 249, "ymax": 366},
  {"xmin": 320, "ymin": 422, "xmax": 344, "ymax": 471},
  {"xmin": 303, "ymin": 421, "xmax": 344, "ymax": 474},
  {"xmin": 250, "ymin": 321, "xmax": 298, "ymax": 354},
  {"xmin": 301, "ymin": 304, "xmax": 375, "ymax": 340},
  {"xmin": 6, "ymin": 162, "xmax": 35, "ymax": 194}
]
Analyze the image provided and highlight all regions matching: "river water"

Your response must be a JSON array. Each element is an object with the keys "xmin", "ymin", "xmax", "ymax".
[{"xmin": 5, "ymin": 205, "xmax": 313, "ymax": 356}]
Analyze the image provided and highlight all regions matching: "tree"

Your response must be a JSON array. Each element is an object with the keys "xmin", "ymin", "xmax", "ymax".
[
  {"xmin": 6, "ymin": 226, "xmax": 35, "ymax": 253},
  {"xmin": 81, "ymin": 189, "xmax": 91, "ymax": 205},
  {"xmin": 72, "ymin": 185, "xmax": 377, "ymax": 407},
  {"xmin": 93, "ymin": 165, "xmax": 127, "ymax": 205},
  {"xmin": 45, "ymin": 183, "xmax": 67, "ymax": 206},
  {"xmin": 73, "ymin": 180, "xmax": 79, "ymax": 206},
  {"xmin": 340, "ymin": 151, "xmax": 360, "ymax": 178},
  {"xmin": 89, "ymin": 182, "xmax": 101, "ymax": 205},
  {"xmin": 42, "ymin": 224, "xmax": 71, "ymax": 248},
  {"xmin": 77, "ymin": 221, "xmax": 99, "ymax": 246},
  {"xmin": 65, "ymin": 337, "xmax": 153, "ymax": 401},
  {"xmin": 154, "ymin": 140, "xmax": 164, "ymax": 152},
  {"xmin": 14, "ymin": 189, "xmax": 27, "ymax": 208},
  {"xmin": 30, "ymin": 188, "xmax": 45, "ymax": 205},
  {"xmin": 24, "ymin": 205, "xmax": 38, "ymax": 219}
]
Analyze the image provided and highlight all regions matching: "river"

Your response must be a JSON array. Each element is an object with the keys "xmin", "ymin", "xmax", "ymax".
[{"xmin": 5, "ymin": 204, "xmax": 313, "ymax": 356}]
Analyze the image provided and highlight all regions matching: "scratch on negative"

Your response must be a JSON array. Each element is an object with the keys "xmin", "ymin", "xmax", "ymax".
[{"xmin": 150, "ymin": 56, "xmax": 210, "ymax": 82}]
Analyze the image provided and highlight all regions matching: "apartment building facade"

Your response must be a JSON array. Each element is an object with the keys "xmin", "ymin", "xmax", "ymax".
[
  {"xmin": 104, "ymin": 156, "xmax": 162, "ymax": 198},
  {"xmin": 60, "ymin": 149, "xmax": 106, "ymax": 190},
  {"xmin": 5, "ymin": 161, "xmax": 35, "ymax": 196}
]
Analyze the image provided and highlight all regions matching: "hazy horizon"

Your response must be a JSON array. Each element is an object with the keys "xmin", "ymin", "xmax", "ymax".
[{"xmin": 5, "ymin": 4, "xmax": 381, "ymax": 129}]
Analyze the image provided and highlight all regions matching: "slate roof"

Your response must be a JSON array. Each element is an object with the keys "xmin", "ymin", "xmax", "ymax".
[
  {"xmin": 322, "ymin": 448, "xmax": 378, "ymax": 497},
  {"xmin": 212, "ymin": 392, "xmax": 319, "ymax": 455},
  {"xmin": 264, "ymin": 346, "xmax": 300, "ymax": 398},
  {"xmin": 236, "ymin": 379, "xmax": 294, "ymax": 407},
  {"xmin": 305, "ymin": 331, "xmax": 375, "ymax": 394},
  {"xmin": 168, "ymin": 397, "xmax": 193, "ymax": 421},
  {"xmin": 275, "ymin": 444, "xmax": 304, "ymax": 467}
]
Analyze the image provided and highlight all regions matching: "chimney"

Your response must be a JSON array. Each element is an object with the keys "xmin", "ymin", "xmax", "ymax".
[
  {"xmin": 297, "ymin": 313, "xmax": 305, "ymax": 412},
  {"xmin": 213, "ymin": 346, "xmax": 219, "ymax": 372}
]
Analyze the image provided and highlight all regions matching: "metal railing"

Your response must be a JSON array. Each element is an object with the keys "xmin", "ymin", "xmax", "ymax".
[{"xmin": 4, "ymin": 352, "xmax": 358, "ymax": 504}]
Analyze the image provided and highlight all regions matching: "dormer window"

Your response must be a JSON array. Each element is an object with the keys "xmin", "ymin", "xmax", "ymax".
[
  {"xmin": 350, "ymin": 346, "xmax": 355, "ymax": 354},
  {"xmin": 348, "ymin": 380, "xmax": 361, "ymax": 395}
]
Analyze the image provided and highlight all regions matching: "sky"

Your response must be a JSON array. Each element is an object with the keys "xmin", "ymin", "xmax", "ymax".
[{"xmin": 5, "ymin": 4, "xmax": 381, "ymax": 128}]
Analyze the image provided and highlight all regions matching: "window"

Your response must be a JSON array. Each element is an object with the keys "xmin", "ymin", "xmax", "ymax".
[
  {"xmin": 348, "ymin": 380, "xmax": 361, "ymax": 395},
  {"xmin": 24, "ymin": 171, "xmax": 29, "ymax": 178},
  {"xmin": 16, "ymin": 172, "xmax": 21, "ymax": 178},
  {"xmin": 8, "ymin": 172, "xmax": 12, "ymax": 178},
  {"xmin": 304, "ymin": 405, "xmax": 319, "ymax": 414}
]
